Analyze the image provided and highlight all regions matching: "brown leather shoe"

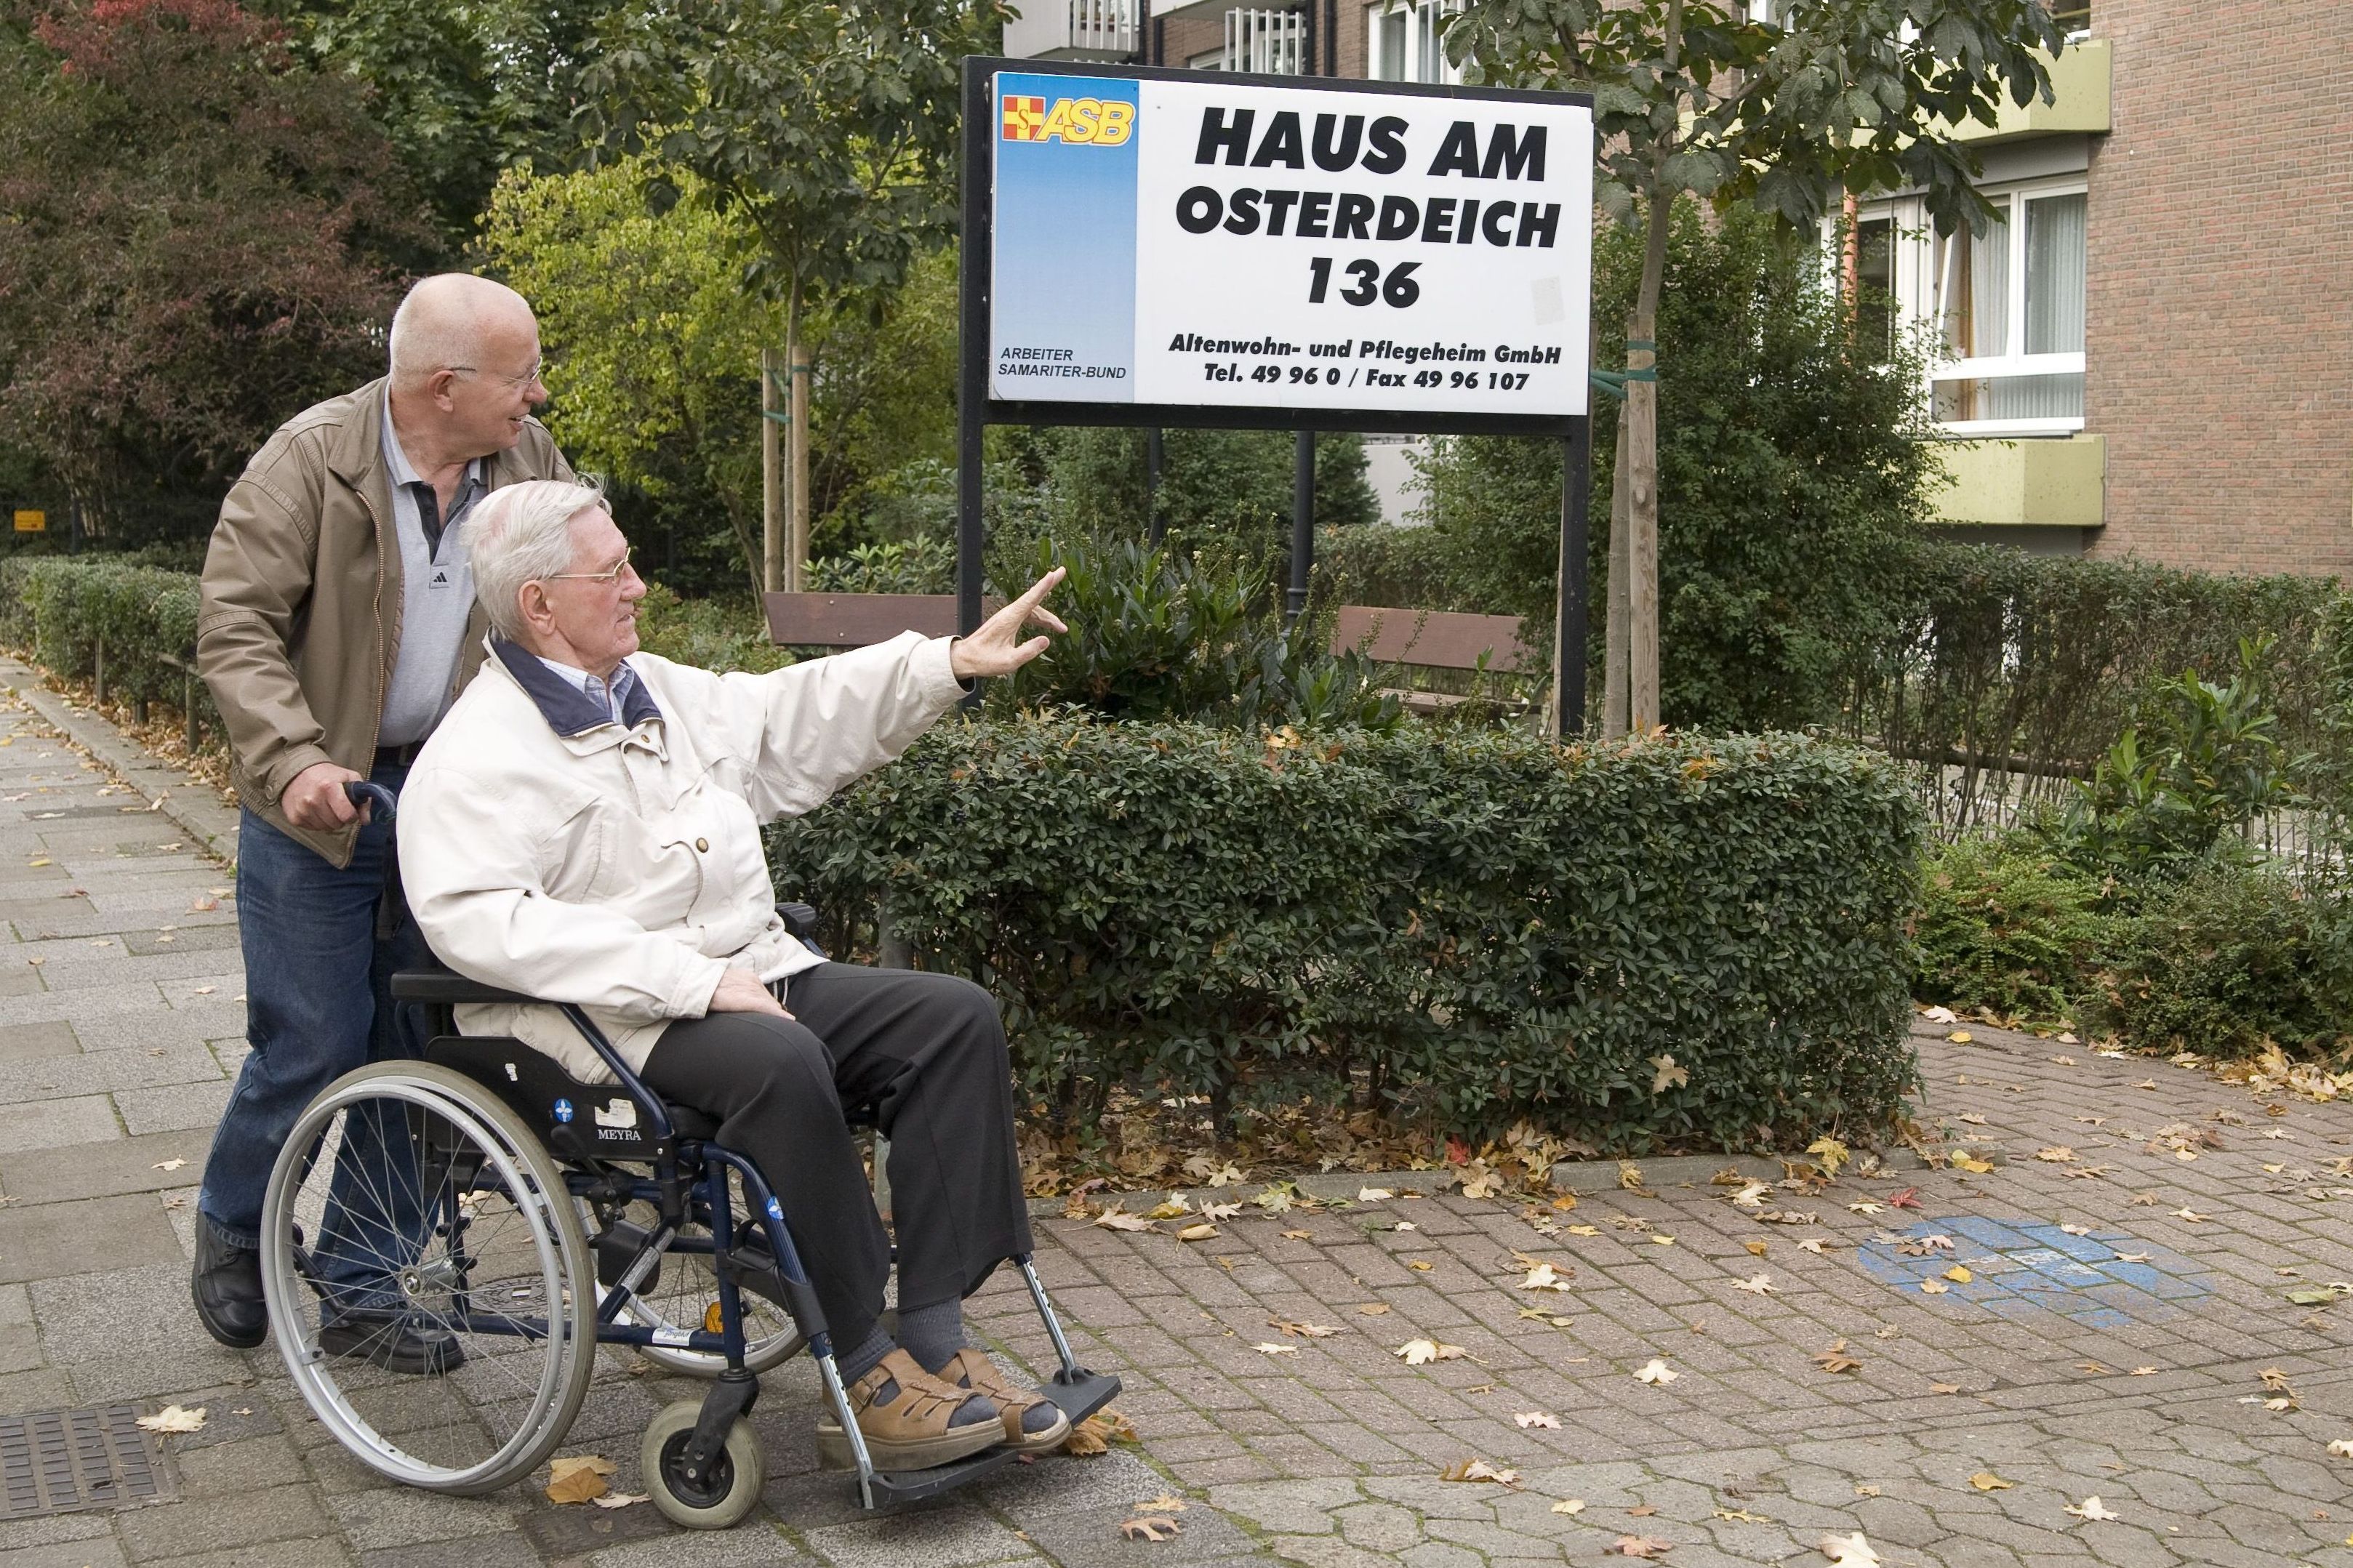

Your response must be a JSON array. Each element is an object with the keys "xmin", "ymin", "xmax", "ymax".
[
  {"xmin": 817, "ymin": 1348, "xmax": 1006, "ymax": 1471},
  {"xmin": 937, "ymin": 1347, "xmax": 1072, "ymax": 1453}
]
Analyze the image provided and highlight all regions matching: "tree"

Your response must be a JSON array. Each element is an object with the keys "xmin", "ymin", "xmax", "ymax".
[
  {"xmin": 258, "ymin": 0, "xmax": 619, "ymax": 246},
  {"xmin": 1402, "ymin": 200, "xmax": 1935, "ymax": 731},
  {"xmin": 1445, "ymin": 0, "xmax": 2066, "ymax": 736},
  {"xmin": 579, "ymin": 0, "xmax": 1006, "ymax": 591},
  {"xmin": 0, "ymin": 0, "xmax": 432, "ymax": 544},
  {"xmin": 480, "ymin": 157, "xmax": 782, "ymax": 597},
  {"xmin": 479, "ymin": 157, "xmax": 967, "ymax": 599}
]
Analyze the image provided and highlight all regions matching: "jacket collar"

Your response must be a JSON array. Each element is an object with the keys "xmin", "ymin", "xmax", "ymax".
[
  {"xmin": 490, "ymin": 635, "xmax": 662, "ymax": 738},
  {"xmin": 326, "ymin": 376, "xmax": 543, "ymax": 491}
]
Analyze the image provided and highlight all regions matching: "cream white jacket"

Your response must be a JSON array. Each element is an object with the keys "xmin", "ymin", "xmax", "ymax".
[{"xmin": 397, "ymin": 632, "xmax": 966, "ymax": 1082}]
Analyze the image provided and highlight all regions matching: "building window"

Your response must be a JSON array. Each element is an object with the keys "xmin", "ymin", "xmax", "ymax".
[
  {"xmin": 1224, "ymin": 7, "xmax": 1304, "ymax": 72},
  {"xmin": 1933, "ymin": 185, "xmax": 2086, "ymax": 431},
  {"xmin": 1366, "ymin": 0, "xmax": 1456, "ymax": 83}
]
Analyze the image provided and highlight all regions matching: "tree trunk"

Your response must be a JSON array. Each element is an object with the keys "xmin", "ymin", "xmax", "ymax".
[
  {"xmin": 761, "ymin": 345, "xmax": 785, "ymax": 594},
  {"xmin": 1603, "ymin": 414, "xmax": 1632, "ymax": 738},
  {"xmin": 788, "ymin": 281, "xmax": 811, "ymax": 594},
  {"xmin": 1624, "ymin": 187, "xmax": 1668, "ymax": 733},
  {"xmin": 1603, "ymin": 0, "xmax": 1679, "ymax": 737}
]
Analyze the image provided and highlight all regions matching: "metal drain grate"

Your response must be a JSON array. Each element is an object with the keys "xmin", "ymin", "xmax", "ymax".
[{"xmin": 0, "ymin": 1406, "xmax": 177, "ymax": 1519}]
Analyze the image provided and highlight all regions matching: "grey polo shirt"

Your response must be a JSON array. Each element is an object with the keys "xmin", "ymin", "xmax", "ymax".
[{"xmin": 377, "ymin": 390, "xmax": 485, "ymax": 747}]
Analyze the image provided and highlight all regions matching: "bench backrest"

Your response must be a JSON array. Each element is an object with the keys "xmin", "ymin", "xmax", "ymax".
[
  {"xmin": 763, "ymin": 592, "xmax": 998, "ymax": 648},
  {"xmin": 1329, "ymin": 605, "xmax": 1534, "ymax": 673}
]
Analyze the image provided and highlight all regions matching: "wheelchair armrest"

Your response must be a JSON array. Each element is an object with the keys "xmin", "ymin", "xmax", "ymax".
[
  {"xmin": 390, "ymin": 967, "xmax": 537, "ymax": 1007},
  {"xmin": 775, "ymin": 901, "xmax": 819, "ymax": 942}
]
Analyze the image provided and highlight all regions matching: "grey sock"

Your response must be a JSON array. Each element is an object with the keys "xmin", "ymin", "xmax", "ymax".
[
  {"xmin": 838, "ymin": 1322, "xmax": 897, "ymax": 1386},
  {"xmin": 896, "ymin": 1298, "xmax": 966, "ymax": 1372},
  {"xmin": 841, "ymin": 1314, "xmax": 998, "ymax": 1431},
  {"xmin": 901, "ymin": 1300, "xmax": 1053, "ymax": 1434}
]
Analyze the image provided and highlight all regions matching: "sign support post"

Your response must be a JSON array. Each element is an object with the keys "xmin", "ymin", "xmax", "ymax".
[
  {"xmin": 1557, "ymin": 417, "xmax": 1590, "ymax": 736},
  {"xmin": 1287, "ymin": 432, "xmax": 1314, "ymax": 627}
]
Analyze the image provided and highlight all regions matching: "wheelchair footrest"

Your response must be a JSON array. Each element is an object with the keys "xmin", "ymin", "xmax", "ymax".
[
  {"xmin": 864, "ymin": 1444, "xmax": 1019, "ymax": 1505},
  {"xmin": 1036, "ymin": 1367, "xmax": 1122, "ymax": 1428}
]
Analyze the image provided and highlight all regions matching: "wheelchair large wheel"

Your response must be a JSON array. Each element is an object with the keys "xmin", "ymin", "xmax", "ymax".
[
  {"xmin": 598, "ymin": 1168, "xmax": 804, "ymax": 1378},
  {"xmin": 260, "ymin": 1061, "xmax": 596, "ymax": 1495}
]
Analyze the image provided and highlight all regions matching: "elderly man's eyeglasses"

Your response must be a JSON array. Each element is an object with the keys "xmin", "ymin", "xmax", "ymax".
[
  {"xmin": 540, "ymin": 547, "xmax": 635, "ymax": 586},
  {"xmin": 448, "ymin": 355, "xmax": 549, "ymax": 390}
]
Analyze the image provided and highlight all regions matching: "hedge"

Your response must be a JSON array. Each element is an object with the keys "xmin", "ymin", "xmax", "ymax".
[
  {"xmin": 0, "ymin": 556, "xmax": 216, "ymax": 725},
  {"xmin": 1836, "ymin": 542, "xmax": 2343, "ymax": 830},
  {"xmin": 771, "ymin": 719, "xmax": 1923, "ymax": 1152}
]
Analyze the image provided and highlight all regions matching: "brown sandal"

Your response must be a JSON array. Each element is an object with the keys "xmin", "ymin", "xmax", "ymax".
[
  {"xmin": 937, "ymin": 1347, "xmax": 1073, "ymax": 1454},
  {"xmin": 816, "ymin": 1348, "xmax": 1006, "ymax": 1471}
]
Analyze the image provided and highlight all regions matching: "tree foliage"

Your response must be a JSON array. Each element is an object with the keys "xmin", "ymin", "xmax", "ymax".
[
  {"xmin": 1323, "ymin": 200, "xmax": 1935, "ymax": 731},
  {"xmin": 260, "ymin": 0, "xmax": 617, "ymax": 244},
  {"xmin": 0, "ymin": 0, "xmax": 432, "ymax": 542},
  {"xmin": 1448, "ymin": 0, "xmax": 2067, "ymax": 236},
  {"xmin": 479, "ymin": 156, "xmax": 782, "ymax": 595},
  {"xmin": 578, "ymin": 0, "xmax": 1001, "ymax": 311},
  {"xmin": 478, "ymin": 155, "xmax": 966, "ymax": 598}
]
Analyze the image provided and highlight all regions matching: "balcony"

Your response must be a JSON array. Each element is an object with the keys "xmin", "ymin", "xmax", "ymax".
[
  {"xmin": 1927, "ymin": 434, "xmax": 2105, "ymax": 530},
  {"xmin": 1223, "ymin": 7, "xmax": 1305, "ymax": 72},
  {"xmin": 1004, "ymin": 0, "xmax": 1142, "ymax": 61},
  {"xmin": 1949, "ymin": 38, "xmax": 2110, "ymax": 144}
]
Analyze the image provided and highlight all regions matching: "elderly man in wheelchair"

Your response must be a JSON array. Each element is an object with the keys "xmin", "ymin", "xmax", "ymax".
[{"xmin": 252, "ymin": 478, "xmax": 1114, "ymax": 1527}]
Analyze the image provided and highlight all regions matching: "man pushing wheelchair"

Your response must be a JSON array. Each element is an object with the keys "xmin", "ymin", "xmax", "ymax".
[{"xmin": 193, "ymin": 273, "xmax": 1105, "ymax": 1510}]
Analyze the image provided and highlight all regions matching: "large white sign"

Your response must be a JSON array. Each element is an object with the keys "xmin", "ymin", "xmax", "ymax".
[{"xmin": 989, "ymin": 70, "xmax": 1592, "ymax": 421}]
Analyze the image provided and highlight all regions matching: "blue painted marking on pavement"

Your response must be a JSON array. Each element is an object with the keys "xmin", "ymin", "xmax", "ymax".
[{"xmin": 1858, "ymin": 1217, "xmax": 2211, "ymax": 1329}]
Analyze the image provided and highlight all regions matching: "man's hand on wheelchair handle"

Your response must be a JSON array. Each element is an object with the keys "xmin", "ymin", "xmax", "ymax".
[
  {"xmin": 708, "ymin": 965, "xmax": 793, "ymax": 1019},
  {"xmin": 283, "ymin": 760, "xmax": 369, "ymax": 829},
  {"xmin": 948, "ymin": 566, "xmax": 1067, "ymax": 682}
]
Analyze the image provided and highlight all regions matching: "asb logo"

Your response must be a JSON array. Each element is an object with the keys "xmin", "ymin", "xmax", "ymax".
[{"xmin": 1001, "ymin": 94, "xmax": 1133, "ymax": 147}]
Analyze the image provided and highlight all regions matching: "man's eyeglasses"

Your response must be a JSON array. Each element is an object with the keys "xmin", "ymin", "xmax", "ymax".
[
  {"xmin": 448, "ymin": 355, "xmax": 548, "ymax": 390},
  {"xmin": 540, "ymin": 547, "xmax": 635, "ymax": 586}
]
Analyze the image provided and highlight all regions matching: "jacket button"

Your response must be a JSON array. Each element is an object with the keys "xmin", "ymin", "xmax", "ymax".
[{"xmin": 695, "ymin": 837, "xmax": 710, "ymax": 852}]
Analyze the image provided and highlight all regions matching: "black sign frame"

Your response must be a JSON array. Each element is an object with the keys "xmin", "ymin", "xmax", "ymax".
[{"xmin": 956, "ymin": 55, "xmax": 1595, "ymax": 733}]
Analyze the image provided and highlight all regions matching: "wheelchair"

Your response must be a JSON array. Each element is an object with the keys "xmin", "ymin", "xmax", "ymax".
[{"xmin": 256, "ymin": 783, "xmax": 1119, "ymax": 1529}]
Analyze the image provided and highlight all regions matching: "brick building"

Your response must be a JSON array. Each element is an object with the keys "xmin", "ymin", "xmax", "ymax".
[{"xmin": 1001, "ymin": 1, "xmax": 2353, "ymax": 576}]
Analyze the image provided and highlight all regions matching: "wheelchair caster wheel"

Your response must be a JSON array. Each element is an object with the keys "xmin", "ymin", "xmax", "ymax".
[{"xmin": 641, "ymin": 1399, "xmax": 764, "ymax": 1529}]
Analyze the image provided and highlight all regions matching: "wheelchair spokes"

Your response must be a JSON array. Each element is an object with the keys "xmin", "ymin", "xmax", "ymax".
[
  {"xmin": 588, "ymin": 1164, "xmax": 805, "ymax": 1378},
  {"xmin": 260, "ymin": 1063, "xmax": 594, "ymax": 1495}
]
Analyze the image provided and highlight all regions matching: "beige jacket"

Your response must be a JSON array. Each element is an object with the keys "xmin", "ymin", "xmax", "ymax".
[
  {"xmin": 396, "ymin": 632, "xmax": 967, "ymax": 1082},
  {"xmin": 198, "ymin": 378, "xmax": 572, "ymax": 867}
]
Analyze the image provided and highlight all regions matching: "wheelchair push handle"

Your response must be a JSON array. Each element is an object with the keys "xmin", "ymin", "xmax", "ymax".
[{"xmin": 343, "ymin": 779, "xmax": 398, "ymax": 826}]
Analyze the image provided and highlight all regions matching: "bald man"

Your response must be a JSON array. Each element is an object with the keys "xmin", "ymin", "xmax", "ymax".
[{"xmin": 191, "ymin": 274, "xmax": 573, "ymax": 1364}]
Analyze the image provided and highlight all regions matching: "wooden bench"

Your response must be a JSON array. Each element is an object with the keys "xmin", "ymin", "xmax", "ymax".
[
  {"xmin": 762, "ymin": 592, "xmax": 1001, "ymax": 648},
  {"xmin": 1328, "ymin": 605, "xmax": 1536, "ymax": 716}
]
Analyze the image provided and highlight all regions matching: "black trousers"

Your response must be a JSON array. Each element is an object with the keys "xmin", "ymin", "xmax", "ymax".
[{"xmin": 639, "ymin": 962, "xmax": 1033, "ymax": 1353}]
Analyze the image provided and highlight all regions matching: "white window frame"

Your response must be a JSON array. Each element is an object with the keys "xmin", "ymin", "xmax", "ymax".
[
  {"xmin": 1849, "ymin": 175, "xmax": 2089, "ymax": 438},
  {"xmin": 1365, "ymin": 0, "xmax": 1460, "ymax": 84}
]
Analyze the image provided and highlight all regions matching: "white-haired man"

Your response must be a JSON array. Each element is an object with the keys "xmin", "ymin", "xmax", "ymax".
[
  {"xmin": 191, "ymin": 274, "xmax": 572, "ymax": 1364},
  {"xmin": 398, "ymin": 481, "xmax": 1070, "ymax": 1470}
]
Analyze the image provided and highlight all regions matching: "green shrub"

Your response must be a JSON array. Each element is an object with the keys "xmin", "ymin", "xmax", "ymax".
[
  {"xmin": 771, "ymin": 720, "xmax": 1923, "ymax": 1151},
  {"xmin": 6, "ymin": 558, "xmax": 211, "ymax": 716},
  {"xmin": 2059, "ymin": 636, "xmax": 2296, "ymax": 881},
  {"xmin": 995, "ymin": 536, "xmax": 1401, "ymax": 731},
  {"xmin": 1915, "ymin": 833, "xmax": 2112, "ymax": 1024},
  {"xmin": 808, "ymin": 538, "xmax": 955, "ymax": 595},
  {"xmin": 1850, "ymin": 547, "xmax": 2341, "ymax": 832},
  {"xmin": 2091, "ymin": 864, "xmax": 2353, "ymax": 1057},
  {"xmin": 630, "ymin": 582, "xmax": 793, "ymax": 675}
]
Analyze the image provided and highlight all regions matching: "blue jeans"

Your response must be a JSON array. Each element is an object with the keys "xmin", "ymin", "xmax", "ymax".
[{"xmin": 198, "ymin": 763, "xmax": 430, "ymax": 1306}]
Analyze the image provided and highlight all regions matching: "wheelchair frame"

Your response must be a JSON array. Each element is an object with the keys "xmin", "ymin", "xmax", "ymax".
[{"xmin": 261, "ymin": 827, "xmax": 1118, "ymax": 1523}]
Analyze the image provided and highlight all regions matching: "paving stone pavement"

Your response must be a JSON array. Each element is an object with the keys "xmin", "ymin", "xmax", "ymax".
[{"xmin": 4, "ymin": 667, "xmax": 2353, "ymax": 1567}]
